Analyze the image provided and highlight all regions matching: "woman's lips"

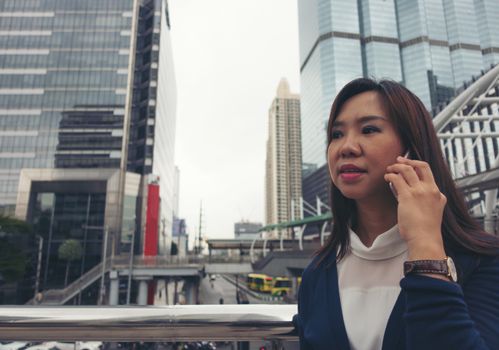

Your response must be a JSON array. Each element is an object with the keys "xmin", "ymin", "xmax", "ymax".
[
  {"xmin": 339, "ymin": 172, "xmax": 365, "ymax": 181},
  {"xmin": 338, "ymin": 164, "xmax": 366, "ymax": 182}
]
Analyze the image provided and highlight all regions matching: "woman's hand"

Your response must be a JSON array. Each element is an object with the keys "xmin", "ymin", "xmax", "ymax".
[{"xmin": 384, "ymin": 156, "xmax": 447, "ymax": 260}]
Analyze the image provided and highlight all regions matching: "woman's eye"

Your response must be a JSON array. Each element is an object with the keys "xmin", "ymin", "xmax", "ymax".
[
  {"xmin": 331, "ymin": 130, "xmax": 343, "ymax": 139},
  {"xmin": 362, "ymin": 126, "xmax": 380, "ymax": 134}
]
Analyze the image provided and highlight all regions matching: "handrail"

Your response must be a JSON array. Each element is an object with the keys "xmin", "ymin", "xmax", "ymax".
[
  {"xmin": 27, "ymin": 258, "xmax": 114, "ymax": 305},
  {"xmin": 0, "ymin": 305, "xmax": 298, "ymax": 342},
  {"xmin": 111, "ymin": 255, "xmax": 253, "ymax": 267}
]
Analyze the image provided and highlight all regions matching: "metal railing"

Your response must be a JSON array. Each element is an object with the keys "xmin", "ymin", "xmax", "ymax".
[
  {"xmin": 0, "ymin": 305, "xmax": 298, "ymax": 342},
  {"xmin": 110, "ymin": 254, "xmax": 253, "ymax": 267},
  {"xmin": 27, "ymin": 258, "xmax": 114, "ymax": 305}
]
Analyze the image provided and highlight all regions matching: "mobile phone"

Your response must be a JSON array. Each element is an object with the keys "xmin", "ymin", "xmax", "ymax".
[{"xmin": 389, "ymin": 150, "xmax": 410, "ymax": 199}]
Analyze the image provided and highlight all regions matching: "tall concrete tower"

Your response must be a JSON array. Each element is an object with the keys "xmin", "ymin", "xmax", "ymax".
[{"xmin": 265, "ymin": 79, "xmax": 302, "ymax": 238}]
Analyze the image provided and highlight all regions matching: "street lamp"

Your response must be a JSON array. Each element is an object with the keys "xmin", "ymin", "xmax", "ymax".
[{"xmin": 33, "ymin": 234, "xmax": 43, "ymax": 301}]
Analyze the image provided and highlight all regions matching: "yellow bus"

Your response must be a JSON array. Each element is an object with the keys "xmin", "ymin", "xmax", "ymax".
[
  {"xmin": 271, "ymin": 276, "xmax": 303, "ymax": 297},
  {"xmin": 271, "ymin": 277, "xmax": 292, "ymax": 296},
  {"xmin": 246, "ymin": 273, "xmax": 273, "ymax": 293}
]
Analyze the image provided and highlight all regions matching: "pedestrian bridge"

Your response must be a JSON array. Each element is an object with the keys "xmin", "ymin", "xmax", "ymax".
[
  {"xmin": 31, "ymin": 255, "xmax": 256, "ymax": 306},
  {"xmin": 110, "ymin": 255, "xmax": 254, "ymax": 275}
]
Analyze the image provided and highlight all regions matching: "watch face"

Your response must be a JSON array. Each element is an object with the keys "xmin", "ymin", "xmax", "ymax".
[{"xmin": 447, "ymin": 256, "xmax": 458, "ymax": 282}]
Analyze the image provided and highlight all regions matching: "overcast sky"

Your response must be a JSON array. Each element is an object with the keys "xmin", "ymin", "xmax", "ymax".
[{"xmin": 168, "ymin": 0, "xmax": 301, "ymax": 244}]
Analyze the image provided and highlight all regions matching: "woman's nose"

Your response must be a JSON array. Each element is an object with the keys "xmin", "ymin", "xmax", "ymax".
[{"xmin": 339, "ymin": 135, "xmax": 361, "ymax": 157}]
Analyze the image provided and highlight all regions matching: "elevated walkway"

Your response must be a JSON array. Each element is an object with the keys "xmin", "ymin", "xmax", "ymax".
[
  {"xmin": 111, "ymin": 255, "xmax": 203, "ymax": 277},
  {"xmin": 207, "ymin": 238, "xmax": 302, "ymax": 250},
  {"xmin": 31, "ymin": 256, "xmax": 206, "ymax": 305},
  {"xmin": 252, "ymin": 250, "xmax": 315, "ymax": 277},
  {"xmin": 205, "ymin": 263, "xmax": 252, "ymax": 274},
  {"xmin": 31, "ymin": 255, "xmax": 258, "ymax": 305}
]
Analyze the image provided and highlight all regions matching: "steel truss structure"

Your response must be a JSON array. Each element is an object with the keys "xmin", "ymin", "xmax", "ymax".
[{"xmin": 434, "ymin": 64, "xmax": 499, "ymax": 234}]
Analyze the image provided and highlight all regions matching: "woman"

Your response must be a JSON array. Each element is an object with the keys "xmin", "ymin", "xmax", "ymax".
[{"xmin": 294, "ymin": 78, "xmax": 499, "ymax": 350}]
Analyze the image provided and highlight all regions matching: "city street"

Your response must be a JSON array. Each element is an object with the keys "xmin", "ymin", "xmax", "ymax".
[
  {"xmin": 198, "ymin": 275, "xmax": 262, "ymax": 305},
  {"xmin": 197, "ymin": 275, "xmax": 298, "ymax": 350}
]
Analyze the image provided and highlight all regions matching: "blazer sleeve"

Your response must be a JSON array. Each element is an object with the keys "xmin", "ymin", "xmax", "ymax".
[
  {"xmin": 294, "ymin": 266, "xmax": 314, "ymax": 350},
  {"xmin": 400, "ymin": 255, "xmax": 499, "ymax": 349}
]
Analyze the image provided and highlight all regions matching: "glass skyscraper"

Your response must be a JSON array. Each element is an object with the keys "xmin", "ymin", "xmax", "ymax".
[
  {"xmin": 298, "ymin": 0, "xmax": 499, "ymax": 169},
  {"xmin": 0, "ymin": 0, "xmax": 176, "ymax": 290}
]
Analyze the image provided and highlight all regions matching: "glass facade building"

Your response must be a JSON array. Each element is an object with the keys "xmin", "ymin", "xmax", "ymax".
[
  {"xmin": 298, "ymin": 0, "xmax": 499, "ymax": 169},
  {"xmin": 0, "ymin": 0, "xmax": 134, "ymax": 213},
  {"xmin": 0, "ymin": 0, "xmax": 177, "ymax": 290}
]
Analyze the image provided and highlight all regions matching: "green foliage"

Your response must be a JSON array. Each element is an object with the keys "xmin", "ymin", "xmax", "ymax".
[
  {"xmin": 58, "ymin": 239, "xmax": 82, "ymax": 262},
  {"xmin": 0, "ymin": 216, "xmax": 32, "ymax": 283},
  {"xmin": 0, "ymin": 241, "xmax": 26, "ymax": 282},
  {"xmin": 0, "ymin": 215, "xmax": 32, "ymax": 236}
]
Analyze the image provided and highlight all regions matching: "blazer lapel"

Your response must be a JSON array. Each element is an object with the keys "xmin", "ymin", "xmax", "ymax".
[
  {"xmin": 327, "ymin": 256, "xmax": 351, "ymax": 350},
  {"xmin": 382, "ymin": 290, "xmax": 406, "ymax": 350}
]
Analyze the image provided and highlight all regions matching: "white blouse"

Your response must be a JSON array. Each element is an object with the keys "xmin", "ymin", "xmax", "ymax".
[{"xmin": 337, "ymin": 225, "xmax": 408, "ymax": 350}]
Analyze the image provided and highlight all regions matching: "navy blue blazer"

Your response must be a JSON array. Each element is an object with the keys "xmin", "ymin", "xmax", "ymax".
[{"xmin": 293, "ymin": 250, "xmax": 499, "ymax": 349}]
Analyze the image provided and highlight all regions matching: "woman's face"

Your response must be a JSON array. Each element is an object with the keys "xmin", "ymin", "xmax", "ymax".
[{"xmin": 327, "ymin": 91, "xmax": 405, "ymax": 201}]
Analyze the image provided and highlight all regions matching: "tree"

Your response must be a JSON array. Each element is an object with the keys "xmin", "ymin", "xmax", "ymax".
[
  {"xmin": 0, "ymin": 216, "xmax": 33, "ymax": 283},
  {"xmin": 58, "ymin": 239, "xmax": 82, "ymax": 287},
  {"xmin": 0, "ymin": 216, "xmax": 32, "ymax": 235},
  {"xmin": 0, "ymin": 242, "xmax": 27, "ymax": 282}
]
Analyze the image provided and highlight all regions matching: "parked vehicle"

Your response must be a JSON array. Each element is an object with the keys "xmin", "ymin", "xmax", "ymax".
[
  {"xmin": 21, "ymin": 345, "xmax": 48, "ymax": 350},
  {"xmin": 0, "ymin": 342, "xmax": 31, "ymax": 350},
  {"xmin": 246, "ymin": 273, "xmax": 273, "ymax": 293},
  {"xmin": 24, "ymin": 343, "xmax": 61, "ymax": 350},
  {"xmin": 23, "ymin": 341, "xmax": 102, "ymax": 350},
  {"xmin": 181, "ymin": 342, "xmax": 216, "ymax": 349},
  {"xmin": 271, "ymin": 277, "xmax": 292, "ymax": 296},
  {"xmin": 76, "ymin": 342, "xmax": 102, "ymax": 350}
]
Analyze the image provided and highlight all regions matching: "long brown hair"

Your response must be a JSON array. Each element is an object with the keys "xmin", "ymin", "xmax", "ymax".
[{"xmin": 317, "ymin": 78, "xmax": 499, "ymax": 265}]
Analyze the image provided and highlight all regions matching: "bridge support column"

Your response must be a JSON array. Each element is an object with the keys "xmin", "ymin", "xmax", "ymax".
[
  {"xmin": 154, "ymin": 279, "xmax": 167, "ymax": 305},
  {"xmin": 136, "ymin": 277, "xmax": 152, "ymax": 306},
  {"xmin": 184, "ymin": 277, "xmax": 199, "ymax": 305},
  {"xmin": 173, "ymin": 279, "xmax": 178, "ymax": 305},
  {"xmin": 108, "ymin": 270, "xmax": 119, "ymax": 306},
  {"xmin": 167, "ymin": 279, "xmax": 176, "ymax": 305}
]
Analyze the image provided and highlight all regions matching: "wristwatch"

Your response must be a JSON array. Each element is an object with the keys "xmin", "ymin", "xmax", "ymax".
[{"xmin": 404, "ymin": 256, "xmax": 457, "ymax": 282}]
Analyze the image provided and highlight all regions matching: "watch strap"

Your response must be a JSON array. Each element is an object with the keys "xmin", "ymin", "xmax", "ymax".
[{"xmin": 404, "ymin": 259, "xmax": 448, "ymax": 276}]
